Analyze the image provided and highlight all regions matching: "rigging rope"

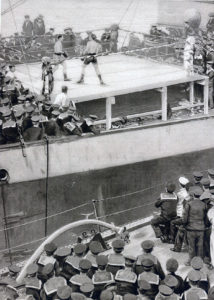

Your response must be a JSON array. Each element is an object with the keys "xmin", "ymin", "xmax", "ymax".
[
  {"xmin": 118, "ymin": 0, "xmax": 137, "ymax": 26},
  {"xmin": 1, "ymin": 0, "xmax": 26, "ymax": 16},
  {"xmin": 121, "ymin": 0, "xmax": 140, "ymax": 48}
]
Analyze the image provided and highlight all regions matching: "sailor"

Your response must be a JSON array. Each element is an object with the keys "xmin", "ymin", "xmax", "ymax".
[
  {"xmin": 155, "ymin": 285, "xmax": 174, "ymax": 300},
  {"xmin": 115, "ymin": 254, "xmax": 138, "ymax": 296},
  {"xmin": 182, "ymin": 188, "xmax": 206, "ymax": 265},
  {"xmin": 38, "ymin": 263, "xmax": 55, "ymax": 284},
  {"xmin": 100, "ymin": 290, "xmax": 114, "ymax": 300},
  {"xmin": 41, "ymin": 276, "xmax": 67, "ymax": 300},
  {"xmin": 69, "ymin": 259, "xmax": 92, "ymax": 292},
  {"xmin": 106, "ymin": 239, "xmax": 125, "ymax": 276},
  {"xmin": 190, "ymin": 172, "xmax": 203, "ymax": 192},
  {"xmin": 135, "ymin": 240, "xmax": 164, "ymax": 280},
  {"xmin": 37, "ymin": 242, "xmax": 57, "ymax": 276},
  {"xmin": 138, "ymin": 259, "xmax": 160, "ymax": 298},
  {"xmin": 77, "ymin": 33, "xmax": 104, "ymax": 85},
  {"xmin": 183, "ymin": 270, "xmax": 208, "ymax": 300},
  {"xmin": 54, "ymin": 246, "xmax": 71, "ymax": 276},
  {"xmin": 71, "ymin": 292, "xmax": 87, "ymax": 300},
  {"xmin": 170, "ymin": 177, "xmax": 190, "ymax": 252},
  {"xmin": 190, "ymin": 257, "xmax": 209, "ymax": 292},
  {"xmin": 162, "ymin": 275, "xmax": 179, "ymax": 299},
  {"xmin": 22, "ymin": 15, "xmax": 34, "ymax": 39},
  {"xmin": 53, "ymin": 35, "xmax": 70, "ymax": 81},
  {"xmin": 56, "ymin": 286, "xmax": 72, "ymax": 300},
  {"xmin": 200, "ymin": 190, "xmax": 212, "ymax": 265},
  {"xmin": 101, "ymin": 28, "xmax": 111, "ymax": 52},
  {"xmin": 165, "ymin": 258, "xmax": 184, "ymax": 295},
  {"xmin": 138, "ymin": 279, "xmax": 152, "ymax": 300},
  {"xmin": 92, "ymin": 255, "xmax": 114, "ymax": 298},
  {"xmin": 26, "ymin": 263, "xmax": 39, "ymax": 278},
  {"xmin": 2, "ymin": 119, "xmax": 19, "ymax": 143},
  {"xmin": 80, "ymin": 283, "xmax": 94, "ymax": 299},
  {"xmin": 85, "ymin": 241, "xmax": 103, "ymax": 276},
  {"xmin": 151, "ymin": 182, "xmax": 178, "ymax": 243},
  {"xmin": 23, "ymin": 115, "xmax": 44, "ymax": 142},
  {"xmin": 25, "ymin": 277, "xmax": 42, "ymax": 300}
]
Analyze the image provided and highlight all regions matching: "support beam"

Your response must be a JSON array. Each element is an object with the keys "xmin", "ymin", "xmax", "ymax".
[
  {"xmin": 106, "ymin": 97, "xmax": 115, "ymax": 130},
  {"xmin": 189, "ymin": 81, "xmax": 194, "ymax": 105},
  {"xmin": 161, "ymin": 86, "xmax": 167, "ymax": 121},
  {"xmin": 203, "ymin": 78, "xmax": 209, "ymax": 115}
]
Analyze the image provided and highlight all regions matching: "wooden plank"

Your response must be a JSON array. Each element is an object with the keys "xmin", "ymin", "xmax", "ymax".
[
  {"xmin": 106, "ymin": 97, "xmax": 115, "ymax": 130},
  {"xmin": 189, "ymin": 81, "xmax": 194, "ymax": 105},
  {"xmin": 204, "ymin": 78, "xmax": 209, "ymax": 115},
  {"xmin": 161, "ymin": 86, "xmax": 167, "ymax": 121}
]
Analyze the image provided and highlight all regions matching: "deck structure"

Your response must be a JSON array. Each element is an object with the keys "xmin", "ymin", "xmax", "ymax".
[{"xmin": 16, "ymin": 54, "xmax": 208, "ymax": 130}]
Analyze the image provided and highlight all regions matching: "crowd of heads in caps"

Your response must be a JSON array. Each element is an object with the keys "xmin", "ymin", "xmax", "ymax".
[
  {"xmin": 0, "ymin": 59, "xmax": 102, "ymax": 144},
  {"xmin": 1, "ymin": 222, "xmax": 214, "ymax": 300}
]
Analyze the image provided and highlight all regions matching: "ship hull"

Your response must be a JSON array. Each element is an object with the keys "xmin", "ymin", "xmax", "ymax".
[{"xmin": 0, "ymin": 115, "xmax": 214, "ymax": 252}]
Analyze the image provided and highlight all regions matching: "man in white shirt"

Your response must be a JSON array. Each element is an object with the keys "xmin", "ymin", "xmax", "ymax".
[
  {"xmin": 77, "ymin": 33, "xmax": 104, "ymax": 85},
  {"xmin": 53, "ymin": 35, "xmax": 70, "ymax": 81},
  {"xmin": 53, "ymin": 86, "xmax": 76, "ymax": 112},
  {"xmin": 170, "ymin": 176, "xmax": 190, "ymax": 252}
]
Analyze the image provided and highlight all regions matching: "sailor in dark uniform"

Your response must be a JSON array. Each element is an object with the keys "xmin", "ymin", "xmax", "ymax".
[
  {"xmin": 69, "ymin": 259, "xmax": 92, "ymax": 292},
  {"xmin": 151, "ymin": 182, "xmax": 178, "ymax": 242},
  {"xmin": 85, "ymin": 241, "xmax": 103, "ymax": 277},
  {"xmin": 106, "ymin": 239, "xmax": 125, "ymax": 276},
  {"xmin": 41, "ymin": 276, "xmax": 67, "ymax": 300},
  {"xmin": 183, "ymin": 270, "xmax": 208, "ymax": 300},
  {"xmin": 92, "ymin": 255, "xmax": 114, "ymax": 298},
  {"xmin": 135, "ymin": 240, "xmax": 164, "ymax": 279},
  {"xmin": 115, "ymin": 254, "xmax": 137, "ymax": 296},
  {"xmin": 54, "ymin": 246, "xmax": 71, "ymax": 277},
  {"xmin": 80, "ymin": 282, "xmax": 94, "ymax": 299},
  {"xmin": 182, "ymin": 188, "xmax": 206, "ymax": 266},
  {"xmin": 161, "ymin": 275, "xmax": 179, "ymax": 298},
  {"xmin": 184, "ymin": 257, "xmax": 209, "ymax": 293},
  {"xmin": 25, "ymin": 277, "xmax": 42, "ymax": 300},
  {"xmin": 155, "ymin": 285, "xmax": 175, "ymax": 300},
  {"xmin": 138, "ymin": 279, "xmax": 153, "ymax": 300},
  {"xmin": 56, "ymin": 286, "xmax": 72, "ymax": 300},
  {"xmin": 23, "ymin": 115, "xmax": 44, "ymax": 142},
  {"xmin": 138, "ymin": 259, "xmax": 160, "ymax": 299},
  {"xmin": 77, "ymin": 33, "xmax": 104, "ymax": 85},
  {"xmin": 165, "ymin": 258, "xmax": 184, "ymax": 295}
]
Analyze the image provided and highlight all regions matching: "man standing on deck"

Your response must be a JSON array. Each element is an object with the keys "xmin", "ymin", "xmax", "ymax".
[
  {"xmin": 77, "ymin": 33, "xmax": 104, "ymax": 85},
  {"xmin": 53, "ymin": 35, "xmax": 70, "ymax": 81}
]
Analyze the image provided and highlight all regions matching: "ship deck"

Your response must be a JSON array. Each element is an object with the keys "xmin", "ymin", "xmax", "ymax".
[{"xmin": 16, "ymin": 54, "xmax": 206, "ymax": 102}]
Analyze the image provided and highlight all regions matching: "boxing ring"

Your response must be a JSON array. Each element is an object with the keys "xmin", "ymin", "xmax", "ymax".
[{"xmin": 16, "ymin": 53, "xmax": 208, "ymax": 130}]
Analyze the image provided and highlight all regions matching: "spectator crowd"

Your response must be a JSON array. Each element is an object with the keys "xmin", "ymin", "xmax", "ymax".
[
  {"xmin": 0, "ymin": 61, "xmax": 101, "ymax": 145},
  {"xmin": 0, "ymin": 232, "xmax": 214, "ymax": 299}
]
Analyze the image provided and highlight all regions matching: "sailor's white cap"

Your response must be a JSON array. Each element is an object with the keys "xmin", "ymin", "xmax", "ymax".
[{"xmin": 179, "ymin": 177, "xmax": 189, "ymax": 185}]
